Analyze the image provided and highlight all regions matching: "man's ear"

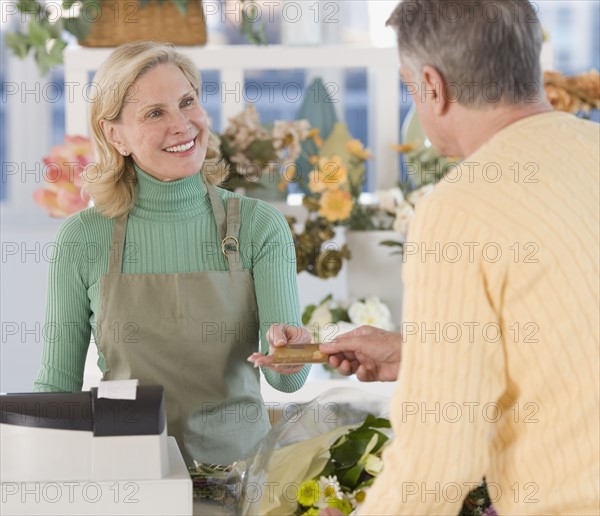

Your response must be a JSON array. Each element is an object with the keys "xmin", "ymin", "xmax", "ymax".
[
  {"xmin": 99, "ymin": 119, "xmax": 125, "ymax": 150},
  {"xmin": 422, "ymin": 65, "xmax": 450, "ymax": 116}
]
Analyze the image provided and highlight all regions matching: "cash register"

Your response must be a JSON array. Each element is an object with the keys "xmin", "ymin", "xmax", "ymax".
[{"xmin": 0, "ymin": 384, "xmax": 191, "ymax": 515}]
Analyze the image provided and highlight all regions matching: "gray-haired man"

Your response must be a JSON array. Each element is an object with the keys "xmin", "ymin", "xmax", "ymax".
[{"xmin": 320, "ymin": 1, "xmax": 599, "ymax": 514}]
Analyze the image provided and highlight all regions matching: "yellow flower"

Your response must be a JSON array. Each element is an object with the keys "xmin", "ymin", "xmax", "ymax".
[
  {"xmin": 309, "ymin": 157, "xmax": 347, "ymax": 193},
  {"xmin": 297, "ymin": 480, "xmax": 320, "ymax": 507},
  {"xmin": 351, "ymin": 489, "xmax": 367, "ymax": 505},
  {"xmin": 319, "ymin": 189, "xmax": 353, "ymax": 222},
  {"xmin": 307, "ymin": 128, "xmax": 323, "ymax": 148},
  {"xmin": 326, "ymin": 496, "xmax": 353, "ymax": 514},
  {"xmin": 390, "ymin": 141, "xmax": 421, "ymax": 153},
  {"xmin": 347, "ymin": 139, "xmax": 372, "ymax": 160}
]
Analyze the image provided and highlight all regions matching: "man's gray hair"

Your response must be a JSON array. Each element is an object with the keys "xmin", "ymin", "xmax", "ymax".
[{"xmin": 387, "ymin": 0, "xmax": 545, "ymax": 108}]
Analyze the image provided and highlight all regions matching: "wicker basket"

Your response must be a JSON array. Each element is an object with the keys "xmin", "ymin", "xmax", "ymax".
[{"xmin": 80, "ymin": 0, "xmax": 207, "ymax": 47}]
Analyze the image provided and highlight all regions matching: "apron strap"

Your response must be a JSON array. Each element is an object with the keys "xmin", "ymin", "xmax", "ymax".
[
  {"xmin": 108, "ymin": 213, "xmax": 128, "ymax": 274},
  {"xmin": 206, "ymin": 184, "xmax": 227, "ymax": 240},
  {"xmin": 224, "ymin": 198, "xmax": 242, "ymax": 271},
  {"xmin": 206, "ymin": 184, "xmax": 243, "ymax": 272}
]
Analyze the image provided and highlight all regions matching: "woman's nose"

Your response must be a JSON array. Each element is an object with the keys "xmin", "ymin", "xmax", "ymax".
[{"xmin": 169, "ymin": 111, "xmax": 191, "ymax": 134}]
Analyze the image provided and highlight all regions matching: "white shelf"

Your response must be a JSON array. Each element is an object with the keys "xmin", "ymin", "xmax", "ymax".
[{"xmin": 64, "ymin": 44, "xmax": 401, "ymax": 190}]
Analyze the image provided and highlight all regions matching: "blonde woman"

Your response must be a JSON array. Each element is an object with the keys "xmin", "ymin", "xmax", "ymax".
[{"xmin": 34, "ymin": 41, "xmax": 310, "ymax": 466}]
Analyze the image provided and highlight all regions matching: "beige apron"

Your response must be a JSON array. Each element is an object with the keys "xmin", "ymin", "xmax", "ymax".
[{"xmin": 97, "ymin": 183, "xmax": 270, "ymax": 466}]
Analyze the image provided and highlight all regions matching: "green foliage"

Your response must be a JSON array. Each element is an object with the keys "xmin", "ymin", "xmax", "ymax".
[
  {"xmin": 4, "ymin": 0, "xmax": 267, "ymax": 75},
  {"xmin": 240, "ymin": 0, "xmax": 268, "ymax": 45},
  {"xmin": 5, "ymin": 0, "xmax": 99, "ymax": 75},
  {"xmin": 295, "ymin": 414, "xmax": 391, "ymax": 515}
]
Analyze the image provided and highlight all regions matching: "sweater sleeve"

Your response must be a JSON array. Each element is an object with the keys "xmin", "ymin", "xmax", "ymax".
[
  {"xmin": 248, "ymin": 200, "xmax": 310, "ymax": 392},
  {"xmin": 33, "ymin": 214, "xmax": 93, "ymax": 392},
  {"xmin": 359, "ymin": 196, "xmax": 508, "ymax": 515}
]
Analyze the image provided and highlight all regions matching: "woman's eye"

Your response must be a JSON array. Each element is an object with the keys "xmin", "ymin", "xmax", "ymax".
[
  {"xmin": 182, "ymin": 97, "xmax": 196, "ymax": 107},
  {"xmin": 147, "ymin": 110, "xmax": 161, "ymax": 119}
]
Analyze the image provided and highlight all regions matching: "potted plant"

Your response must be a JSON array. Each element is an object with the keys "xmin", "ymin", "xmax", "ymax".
[{"xmin": 4, "ymin": 0, "xmax": 269, "ymax": 76}]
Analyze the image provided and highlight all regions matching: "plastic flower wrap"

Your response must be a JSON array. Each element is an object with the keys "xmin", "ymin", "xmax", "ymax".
[
  {"xmin": 33, "ymin": 136, "xmax": 92, "ymax": 217},
  {"xmin": 238, "ymin": 388, "xmax": 392, "ymax": 516},
  {"xmin": 237, "ymin": 387, "xmax": 495, "ymax": 516}
]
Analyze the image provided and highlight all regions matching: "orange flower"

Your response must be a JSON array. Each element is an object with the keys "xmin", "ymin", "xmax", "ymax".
[
  {"xmin": 307, "ymin": 128, "xmax": 323, "ymax": 148},
  {"xmin": 319, "ymin": 189, "xmax": 353, "ymax": 222},
  {"xmin": 34, "ymin": 135, "xmax": 93, "ymax": 218},
  {"xmin": 33, "ymin": 180, "xmax": 90, "ymax": 218},
  {"xmin": 346, "ymin": 139, "xmax": 372, "ymax": 160},
  {"xmin": 309, "ymin": 156, "xmax": 347, "ymax": 193},
  {"xmin": 390, "ymin": 141, "xmax": 420, "ymax": 154}
]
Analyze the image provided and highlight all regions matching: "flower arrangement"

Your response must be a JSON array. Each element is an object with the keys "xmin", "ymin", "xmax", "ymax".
[
  {"xmin": 33, "ymin": 135, "xmax": 92, "ymax": 217},
  {"xmin": 302, "ymin": 295, "xmax": 395, "ymax": 343},
  {"xmin": 300, "ymin": 130, "xmax": 376, "ymax": 230},
  {"xmin": 543, "ymin": 69, "xmax": 600, "ymax": 115},
  {"xmin": 288, "ymin": 122, "xmax": 404, "ymax": 278},
  {"xmin": 293, "ymin": 414, "xmax": 495, "ymax": 516},
  {"xmin": 295, "ymin": 414, "xmax": 391, "ymax": 515},
  {"xmin": 216, "ymin": 104, "xmax": 315, "ymax": 193}
]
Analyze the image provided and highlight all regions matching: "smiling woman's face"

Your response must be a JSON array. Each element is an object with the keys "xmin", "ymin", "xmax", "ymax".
[{"xmin": 103, "ymin": 63, "xmax": 209, "ymax": 181}]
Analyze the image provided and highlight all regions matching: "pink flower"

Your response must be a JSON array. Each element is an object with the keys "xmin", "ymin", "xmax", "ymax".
[{"xmin": 33, "ymin": 136, "xmax": 93, "ymax": 218}]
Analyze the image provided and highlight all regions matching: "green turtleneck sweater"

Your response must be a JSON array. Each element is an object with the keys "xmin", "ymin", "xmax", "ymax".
[{"xmin": 34, "ymin": 168, "xmax": 309, "ymax": 393}]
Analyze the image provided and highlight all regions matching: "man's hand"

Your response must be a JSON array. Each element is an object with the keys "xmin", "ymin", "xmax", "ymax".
[
  {"xmin": 247, "ymin": 324, "xmax": 311, "ymax": 375},
  {"xmin": 319, "ymin": 325, "xmax": 402, "ymax": 382}
]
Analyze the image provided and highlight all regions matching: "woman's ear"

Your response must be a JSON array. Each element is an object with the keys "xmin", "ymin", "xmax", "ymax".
[
  {"xmin": 99, "ymin": 119, "xmax": 125, "ymax": 150},
  {"xmin": 422, "ymin": 65, "xmax": 450, "ymax": 116}
]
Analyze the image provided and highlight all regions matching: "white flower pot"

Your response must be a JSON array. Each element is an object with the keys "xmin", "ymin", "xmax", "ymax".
[{"xmin": 345, "ymin": 230, "xmax": 404, "ymax": 327}]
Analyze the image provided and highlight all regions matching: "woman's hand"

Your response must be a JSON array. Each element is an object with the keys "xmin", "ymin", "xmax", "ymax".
[{"xmin": 247, "ymin": 324, "xmax": 311, "ymax": 375}]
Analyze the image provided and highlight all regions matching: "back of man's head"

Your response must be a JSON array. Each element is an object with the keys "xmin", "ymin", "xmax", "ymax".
[{"xmin": 387, "ymin": 0, "xmax": 544, "ymax": 109}]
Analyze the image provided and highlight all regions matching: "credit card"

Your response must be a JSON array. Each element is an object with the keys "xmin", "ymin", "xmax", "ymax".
[{"xmin": 271, "ymin": 343, "xmax": 328, "ymax": 365}]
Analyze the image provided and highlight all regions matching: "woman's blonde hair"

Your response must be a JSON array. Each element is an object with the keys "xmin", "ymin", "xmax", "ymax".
[{"xmin": 85, "ymin": 41, "xmax": 227, "ymax": 218}]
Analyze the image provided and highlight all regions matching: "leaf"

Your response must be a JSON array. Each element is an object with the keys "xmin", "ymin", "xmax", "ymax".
[
  {"xmin": 358, "ymin": 414, "xmax": 391, "ymax": 430},
  {"xmin": 28, "ymin": 17, "xmax": 51, "ymax": 47},
  {"xmin": 379, "ymin": 240, "xmax": 403, "ymax": 247},
  {"xmin": 329, "ymin": 307, "xmax": 349, "ymax": 323},
  {"xmin": 338, "ymin": 463, "xmax": 365, "ymax": 490},
  {"xmin": 331, "ymin": 439, "xmax": 366, "ymax": 467},
  {"xmin": 33, "ymin": 47, "xmax": 52, "ymax": 75},
  {"xmin": 240, "ymin": 2, "xmax": 268, "ymax": 45},
  {"xmin": 16, "ymin": 0, "xmax": 40, "ymax": 15},
  {"xmin": 302, "ymin": 304, "xmax": 316, "ymax": 326},
  {"xmin": 46, "ymin": 38, "xmax": 67, "ymax": 66},
  {"xmin": 4, "ymin": 32, "xmax": 30, "ymax": 59},
  {"xmin": 320, "ymin": 293, "xmax": 334, "ymax": 305},
  {"xmin": 246, "ymin": 139, "xmax": 277, "ymax": 162},
  {"xmin": 64, "ymin": 14, "xmax": 93, "ymax": 42}
]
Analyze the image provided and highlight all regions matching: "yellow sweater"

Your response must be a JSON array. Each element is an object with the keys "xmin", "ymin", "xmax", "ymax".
[{"xmin": 360, "ymin": 112, "xmax": 600, "ymax": 515}]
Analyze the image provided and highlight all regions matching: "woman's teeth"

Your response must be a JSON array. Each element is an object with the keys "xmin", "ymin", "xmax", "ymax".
[{"xmin": 165, "ymin": 140, "xmax": 195, "ymax": 153}]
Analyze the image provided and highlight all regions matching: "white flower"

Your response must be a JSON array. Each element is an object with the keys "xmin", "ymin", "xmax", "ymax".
[
  {"xmin": 406, "ymin": 183, "xmax": 435, "ymax": 205},
  {"xmin": 272, "ymin": 119, "xmax": 311, "ymax": 161},
  {"xmin": 348, "ymin": 488, "xmax": 368, "ymax": 509},
  {"xmin": 357, "ymin": 434, "xmax": 384, "ymax": 475},
  {"xmin": 318, "ymin": 475, "xmax": 343, "ymax": 504},
  {"xmin": 392, "ymin": 202, "xmax": 415, "ymax": 236},
  {"xmin": 376, "ymin": 187, "xmax": 405, "ymax": 214},
  {"xmin": 362, "ymin": 453, "xmax": 383, "ymax": 475},
  {"xmin": 348, "ymin": 296, "xmax": 394, "ymax": 331},
  {"xmin": 307, "ymin": 303, "xmax": 333, "ymax": 342}
]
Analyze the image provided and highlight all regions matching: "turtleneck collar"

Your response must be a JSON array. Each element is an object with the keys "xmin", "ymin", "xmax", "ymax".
[{"xmin": 130, "ymin": 164, "xmax": 210, "ymax": 222}]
